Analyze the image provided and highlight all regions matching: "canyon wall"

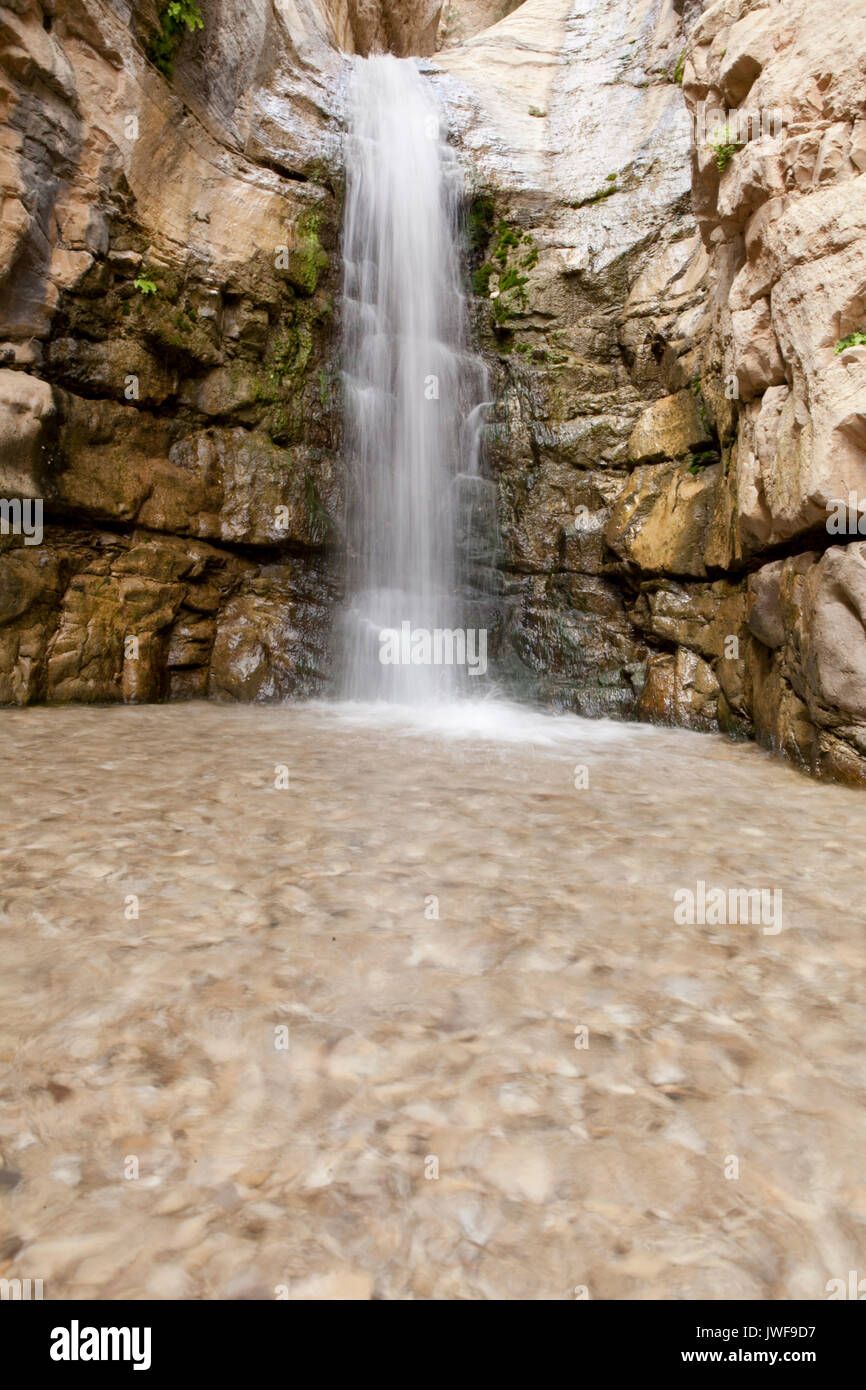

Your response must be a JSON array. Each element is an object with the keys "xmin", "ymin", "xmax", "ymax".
[
  {"xmin": 438, "ymin": 0, "xmax": 866, "ymax": 782},
  {"xmin": 437, "ymin": 0, "xmax": 708, "ymax": 719},
  {"xmin": 2, "ymin": 0, "xmax": 865, "ymax": 782},
  {"xmin": 0, "ymin": 0, "xmax": 347, "ymax": 704},
  {"xmin": 680, "ymin": 0, "xmax": 866, "ymax": 781}
]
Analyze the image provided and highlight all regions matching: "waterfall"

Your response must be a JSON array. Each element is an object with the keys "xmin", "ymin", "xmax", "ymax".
[{"xmin": 339, "ymin": 54, "xmax": 492, "ymax": 703}]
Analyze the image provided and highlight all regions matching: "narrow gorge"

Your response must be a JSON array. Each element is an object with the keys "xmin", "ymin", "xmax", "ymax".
[{"xmin": 1, "ymin": 0, "xmax": 864, "ymax": 778}]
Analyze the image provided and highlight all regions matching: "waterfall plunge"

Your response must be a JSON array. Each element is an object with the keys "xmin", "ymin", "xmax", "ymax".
[{"xmin": 339, "ymin": 55, "xmax": 493, "ymax": 703}]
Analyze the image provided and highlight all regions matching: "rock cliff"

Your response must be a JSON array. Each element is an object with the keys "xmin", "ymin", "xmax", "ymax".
[
  {"xmin": 679, "ymin": 0, "xmax": 866, "ymax": 781},
  {"xmin": 437, "ymin": 0, "xmax": 866, "ymax": 781},
  {"xmin": 0, "ymin": 0, "xmax": 346, "ymax": 704}
]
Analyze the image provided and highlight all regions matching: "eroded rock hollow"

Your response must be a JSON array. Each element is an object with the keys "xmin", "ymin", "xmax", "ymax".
[{"xmin": 1, "ymin": 0, "xmax": 865, "ymax": 782}]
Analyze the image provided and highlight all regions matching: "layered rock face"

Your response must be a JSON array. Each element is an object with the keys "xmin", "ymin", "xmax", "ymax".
[
  {"xmin": 2, "ymin": 0, "xmax": 865, "ymax": 782},
  {"xmin": 0, "ymin": 0, "xmax": 484, "ymax": 706},
  {"xmin": 436, "ymin": 0, "xmax": 866, "ymax": 781},
  {"xmin": 0, "ymin": 0, "xmax": 346, "ymax": 703},
  {"xmin": 436, "ymin": 0, "xmax": 713, "ymax": 718},
  {"xmin": 678, "ymin": 0, "xmax": 866, "ymax": 780},
  {"xmin": 321, "ymin": 0, "xmax": 442, "ymax": 55}
]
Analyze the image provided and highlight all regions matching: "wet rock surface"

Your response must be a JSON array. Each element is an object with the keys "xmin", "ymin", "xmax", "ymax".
[
  {"xmin": 436, "ymin": 0, "xmax": 718, "ymax": 721},
  {"xmin": 678, "ymin": 0, "xmax": 866, "ymax": 775},
  {"xmin": 0, "ymin": 527, "xmax": 334, "ymax": 706},
  {"xmin": 1, "ymin": 701, "xmax": 864, "ymax": 1299}
]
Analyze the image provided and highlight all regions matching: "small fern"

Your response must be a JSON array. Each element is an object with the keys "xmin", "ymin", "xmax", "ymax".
[
  {"xmin": 133, "ymin": 270, "xmax": 158, "ymax": 297},
  {"xmin": 710, "ymin": 126, "xmax": 743, "ymax": 172},
  {"xmin": 835, "ymin": 331, "xmax": 866, "ymax": 353}
]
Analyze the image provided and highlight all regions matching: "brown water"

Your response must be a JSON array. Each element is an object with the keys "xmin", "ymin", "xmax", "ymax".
[{"xmin": 1, "ymin": 700, "xmax": 864, "ymax": 1300}]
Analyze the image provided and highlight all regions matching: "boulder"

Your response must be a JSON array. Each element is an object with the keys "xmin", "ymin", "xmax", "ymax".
[
  {"xmin": 210, "ymin": 573, "xmax": 330, "ymax": 701},
  {"xmin": 627, "ymin": 390, "xmax": 712, "ymax": 465},
  {"xmin": 605, "ymin": 461, "xmax": 721, "ymax": 578},
  {"xmin": 636, "ymin": 648, "xmax": 721, "ymax": 732},
  {"xmin": 0, "ymin": 369, "xmax": 56, "ymax": 497}
]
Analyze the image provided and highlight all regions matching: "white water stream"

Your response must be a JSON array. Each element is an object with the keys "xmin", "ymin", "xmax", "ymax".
[{"xmin": 339, "ymin": 55, "xmax": 490, "ymax": 702}]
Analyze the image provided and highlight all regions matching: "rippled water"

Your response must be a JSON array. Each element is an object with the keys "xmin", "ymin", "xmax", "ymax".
[{"xmin": 1, "ymin": 701, "xmax": 865, "ymax": 1299}]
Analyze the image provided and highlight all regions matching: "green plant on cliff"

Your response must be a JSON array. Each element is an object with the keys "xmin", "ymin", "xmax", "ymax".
[
  {"xmin": 285, "ymin": 211, "xmax": 330, "ymax": 297},
  {"xmin": 149, "ymin": 1, "xmax": 204, "ymax": 80},
  {"xmin": 466, "ymin": 195, "xmax": 495, "ymax": 262},
  {"xmin": 473, "ymin": 222, "xmax": 538, "ymax": 326},
  {"xmin": 673, "ymin": 51, "xmax": 685, "ymax": 85},
  {"xmin": 491, "ymin": 222, "xmax": 528, "ymax": 269},
  {"xmin": 513, "ymin": 339, "xmax": 563, "ymax": 365},
  {"xmin": 472, "ymin": 263, "xmax": 494, "ymax": 296},
  {"xmin": 133, "ymin": 270, "xmax": 159, "ymax": 296},
  {"xmin": 688, "ymin": 450, "xmax": 719, "ymax": 474},
  {"xmin": 710, "ymin": 126, "xmax": 743, "ymax": 172},
  {"xmin": 491, "ymin": 271, "xmax": 528, "ymax": 324},
  {"xmin": 835, "ymin": 331, "xmax": 866, "ymax": 353},
  {"xmin": 691, "ymin": 376, "xmax": 712, "ymax": 436}
]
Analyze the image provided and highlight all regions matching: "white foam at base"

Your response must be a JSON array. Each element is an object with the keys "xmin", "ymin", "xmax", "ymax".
[{"xmin": 307, "ymin": 696, "xmax": 657, "ymax": 749}]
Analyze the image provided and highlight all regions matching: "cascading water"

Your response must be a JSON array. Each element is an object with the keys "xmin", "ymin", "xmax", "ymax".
[{"xmin": 339, "ymin": 54, "xmax": 494, "ymax": 703}]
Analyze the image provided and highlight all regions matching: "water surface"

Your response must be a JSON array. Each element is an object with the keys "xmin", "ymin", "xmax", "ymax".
[{"xmin": 1, "ymin": 702, "xmax": 864, "ymax": 1299}]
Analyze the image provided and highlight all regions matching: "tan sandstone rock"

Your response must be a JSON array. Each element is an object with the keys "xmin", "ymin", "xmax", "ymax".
[
  {"xmin": 605, "ymin": 461, "xmax": 721, "ymax": 578},
  {"xmin": 628, "ymin": 390, "xmax": 712, "ymax": 465}
]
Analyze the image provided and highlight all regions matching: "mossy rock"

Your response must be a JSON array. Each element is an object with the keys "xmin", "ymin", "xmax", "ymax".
[{"xmin": 281, "ymin": 212, "xmax": 330, "ymax": 297}]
